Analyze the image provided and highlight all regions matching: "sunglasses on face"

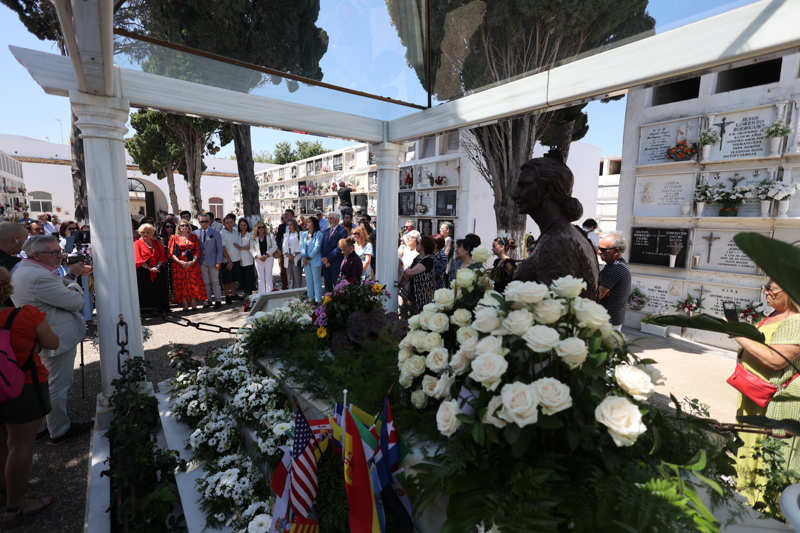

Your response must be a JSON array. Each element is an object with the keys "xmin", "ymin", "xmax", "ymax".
[
  {"xmin": 199, "ymin": 220, "xmax": 210, "ymax": 224},
  {"xmin": 598, "ymin": 247, "xmax": 617, "ymax": 253},
  {"xmin": 763, "ymin": 285, "xmax": 783, "ymax": 294}
]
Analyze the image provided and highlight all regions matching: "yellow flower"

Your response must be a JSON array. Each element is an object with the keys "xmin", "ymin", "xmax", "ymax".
[
  {"xmin": 372, "ymin": 283, "xmax": 384, "ymax": 294},
  {"xmin": 322, "ymin": 295, "xmax": 332, "ymax": 305},
  {"xmin": 317, "ymin": 327, "xmax": 327, "ymax": 338}
]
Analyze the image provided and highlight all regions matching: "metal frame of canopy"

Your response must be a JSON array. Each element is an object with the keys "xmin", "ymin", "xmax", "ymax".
[{"xmin": 9, "ymin": 0, "xmax": 800, "ymax": 417}]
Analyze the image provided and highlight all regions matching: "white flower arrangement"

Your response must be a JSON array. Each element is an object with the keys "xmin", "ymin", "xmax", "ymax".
[
  {"xmin": 398, "ymin": 265, "xmax": 654, "ymax": 448},
  {"xmin": 766, "ymin": 181, "xmax": 800, "ymax": 201},
  {"xmin": 698, "ymin": 128, "xmax": 720, "ymax": 146}
]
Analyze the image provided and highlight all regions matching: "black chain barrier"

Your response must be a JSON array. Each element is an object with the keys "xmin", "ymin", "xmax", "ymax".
[
  {"xmin": 116, "ymin": 314, "xmax": 130, "ymax": 373},
  {"xmin": 160, "ymin": 313, "xmax": 245, "ymax": 335}
]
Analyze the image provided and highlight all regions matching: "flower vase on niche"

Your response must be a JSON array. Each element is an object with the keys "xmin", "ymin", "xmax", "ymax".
[
  {"xmin": 668, "ymin": 254, "xmax": 677, "ymax": 268},
  {"xmin": 778, "ymin": 200, "xmax": 791, "ymax": 217},
  {"xmin": 769, "ymin": 136, "xmax": 782, "ymax": 156},
  {"xmin": 695, "ymin": 202, "xmax": 705, "ymax": 217},
  {"xmin": 701, "ymin": 144, "xmax": 711, "ymax": 161},
  {"xmin": 760, "ymin": 200, "xmax": 772, "ymax": 217}
]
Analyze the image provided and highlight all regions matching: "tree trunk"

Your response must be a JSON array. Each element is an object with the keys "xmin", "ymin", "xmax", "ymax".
[
  {"xmin": 470, "ymin": 114, "xmax": 539, "ymax": 259},
  {"xmin": 164, "ymin": 162, "xmax": 180, "ymax": 214},
  {"xmin": 70, "ymin": 111, "xmax": 89, "ymax": 223},
  {"xmin": 170, "ymin": 119, "xmax": 205, "ymax": 217},
  {"xmin": 231, "ymin": 124, "xmax": 261, "ymax": 224}
]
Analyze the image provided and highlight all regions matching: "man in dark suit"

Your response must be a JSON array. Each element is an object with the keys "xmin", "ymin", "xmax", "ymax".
[{"xmin": 320, "ymin": 212, "xmax": 348, "ymax": 293}]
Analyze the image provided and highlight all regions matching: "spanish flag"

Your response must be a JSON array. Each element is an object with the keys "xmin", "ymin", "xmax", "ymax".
[{"xmin": 344, "ymin": 408, "xmax": 381, "ymax": 533}]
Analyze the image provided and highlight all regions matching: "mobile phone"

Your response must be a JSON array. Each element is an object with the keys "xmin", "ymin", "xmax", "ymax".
[{"xmin": 722, "ymin": 301, "xmax": 739, "ymax": 322}]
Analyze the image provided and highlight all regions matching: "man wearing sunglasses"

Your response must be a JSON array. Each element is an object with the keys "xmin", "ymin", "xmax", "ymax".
[
  {"xmin": 597, "ymin": 233, "xmax": 631, "ymax": 332},
  {"xmin": 193, "ymin": 215, "xmax": 223, "ymax": 308}
]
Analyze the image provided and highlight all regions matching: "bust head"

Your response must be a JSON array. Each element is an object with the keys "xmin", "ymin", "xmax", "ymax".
[{"xmin": 514, "ymin": 149, "xmax": 583, "ymax": 223}]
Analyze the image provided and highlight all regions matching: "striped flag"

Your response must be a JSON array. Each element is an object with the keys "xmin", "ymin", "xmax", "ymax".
[
  {"xmin": 290, "ymin": 409, "xmax": 322, "ymax": 518},
  {"xmin": 289, "ymin": 515, "xmax": 319, "ymax": 533}
]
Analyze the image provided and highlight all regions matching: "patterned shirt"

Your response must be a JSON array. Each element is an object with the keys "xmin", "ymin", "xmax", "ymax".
[{"xmin": 599, "ymin": 258, "xmax": 631, "ymax": 326}]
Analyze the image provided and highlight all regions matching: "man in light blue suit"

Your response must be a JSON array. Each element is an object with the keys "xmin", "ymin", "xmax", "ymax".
[
  {"xmin": 193, "ymin": 214, "xmax": 224, "ymax": 308},
  {"xmin": 320, "ymin": 212, "xmax": 348, "ymax": 293}
]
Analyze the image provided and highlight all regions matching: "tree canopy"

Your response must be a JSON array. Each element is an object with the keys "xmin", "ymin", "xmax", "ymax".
[{"xmin": 272, "ymin": 140, "xmax": 329, "ymax": 165}]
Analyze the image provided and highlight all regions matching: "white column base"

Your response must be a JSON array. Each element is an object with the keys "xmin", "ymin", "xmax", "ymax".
[{"xmin": 371, "ymin": 142, "xmax": 404, "ymax": 312}]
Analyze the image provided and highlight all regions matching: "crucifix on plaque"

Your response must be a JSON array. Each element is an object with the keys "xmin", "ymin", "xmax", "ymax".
[
  {"xmin": 652, "ymin": 232, "xmax": 666, "ymax": 253},
  {"xmin": 702, "ymin": 232, "xmax": 720, "ymax": 263},
  {"xmin": 713, "ymin": 117, "xmax": 732, "ymax": 149}
]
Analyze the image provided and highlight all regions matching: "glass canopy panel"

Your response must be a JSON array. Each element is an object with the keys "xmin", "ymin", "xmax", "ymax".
[
  {"xmin": 113, "ymin": 35, "xmax": 420, "ymax": 121},
  {"xmin": 427, "ymin": 0, "xmax": 762, "ymax": 106}
]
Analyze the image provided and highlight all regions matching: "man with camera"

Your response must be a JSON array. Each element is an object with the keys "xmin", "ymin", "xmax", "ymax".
[{"xmin": 12, "ymin": 236, "xmax": 90, "ymax": 444}]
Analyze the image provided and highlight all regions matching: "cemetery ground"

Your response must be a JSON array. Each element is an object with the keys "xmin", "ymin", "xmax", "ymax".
[{"xmin": 17, "ymin": 311, "xmax": 740, "ymax": 533}]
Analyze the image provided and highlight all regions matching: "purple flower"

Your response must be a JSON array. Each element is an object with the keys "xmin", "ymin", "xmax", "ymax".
[
  {"xmin": 313, "ymin": 309, "xmax": 327, "ymax": 327},
  {"xmin": 333, "ymin": 279, "xmax": 350, "ymax": 294}
]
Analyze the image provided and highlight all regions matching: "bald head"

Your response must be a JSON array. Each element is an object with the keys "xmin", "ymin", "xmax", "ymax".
[{"xmin": 0, "ymin": 222, "xmax": 28, "ymax": 255}]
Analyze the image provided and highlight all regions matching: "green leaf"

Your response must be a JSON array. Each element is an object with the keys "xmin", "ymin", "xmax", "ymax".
[
  {"xmin": 684, "ymin": 450, "xmax": 707, "ymax": 472},
  {"xmin": 472, "ymin": 422, "xmax": 485, "ymax": 446},
  {"xmin": 537, "ymin": 415, "xmax": 564, "ymax": 429},
  {"xmin": 503, "ymin": 423, "xmax": 521, "ymax": 445},
  {"xmin": 456, "ymin": 413, "xmax": 476, "ymax": 425},
  {"xmin": 737, "ymin": 415, "xmax": 800, "ymax": 435},
  {"xmin": 693, "ymin": 472, "xmax": 723, "ymax": 496},
  {"xmin": 734, "ymin": 233, "xmax": 800, "ymax": 306},
  {"xmin": 511, "ymin": 428, "xmax": 533, "ymax": 457},
  {"xmin": 645, "ymin": 313, "xmax": 764, "ymax": 342}
]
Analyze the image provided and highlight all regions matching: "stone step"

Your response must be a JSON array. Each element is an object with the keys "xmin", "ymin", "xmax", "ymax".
[
  {"xmin": 83, "ymin": 428, "xmax": 111, "ymax": 533},
  {"xmin": 155, "ymin": 382, "xmax": 229, "ymax": 533}
]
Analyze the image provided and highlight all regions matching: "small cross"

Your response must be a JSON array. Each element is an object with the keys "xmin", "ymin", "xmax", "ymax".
[
  {"xmin": 713, "ymin": 117, "xmax": 732, "ymax": 149},
  {"xmin": 702, "ymin": 232, "xmax": 720, "ymax": 263}
]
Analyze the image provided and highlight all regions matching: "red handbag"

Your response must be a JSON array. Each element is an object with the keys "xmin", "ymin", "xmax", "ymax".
[{"xmin": 727, "ymin": 362, "xmax": 800, "ymax": 408}]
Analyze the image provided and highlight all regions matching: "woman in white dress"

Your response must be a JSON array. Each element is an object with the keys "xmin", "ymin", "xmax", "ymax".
[
  {"xmin": 282, "ymin": 219, "xmax": 302, "ymax": 289},
  {"xmin": 353, "ymin": 223, "xmax": 374, "ymax": 280},
  {"xmin": 250, "ymin": 221, "xmax": 277, "ymax": 294}
]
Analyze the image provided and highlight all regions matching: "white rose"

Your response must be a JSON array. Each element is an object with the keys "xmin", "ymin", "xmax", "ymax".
[
  {"xmin": 421, "ymin": 374, "xmax": 438, "ymax": 397},
  {"xmin": 457, "ymin": 326, "xmax": 479, "ymax": 345},
  {"xmin": 482, "ymin": 395, "xmax": 507, "ymax": 429},
  {"xmin": 498, "ymin": 382, "xmax": 539, "ymax": 427},
  {"xmin": 397, "ymin": 348, "xmax": 413, "ymax": 366},
  {"xmin": 504, "ymin": 280, "xmax": 549, "ymax": 305},
  {"xmin": 455, "ymin": 268, "xmax": 477, "ymax": 288},
  {"xmin": 477, "ymin": 290, "xmax": 504, "ymax": 308},
  {"xmin": 436, "ymin": 399, "xmax": 462, "ymax": 437},
  {"xmin": 555, "ymin": 337, "xmax": 588, "ymax": 369},
  {"xmin": 471, "ymin": 247, "xmax": 491, "ymax": 263},
  {"xmin": 410, "ymin": 389, "xmax": 428, "ymax": 409},
  {"xmin": 614, "ymin": 365, "xmax": 654, "ymax": 401},
  {"xmin": 432, "ymin": 372, "xmax": 455, "ymax": 399},
  {"xmin": 600, "ymin": 324, "xmax": 624, "ymax": 349},
  {"xmin": 398, "ymin": 371, "xmax": 413, "ymax": 388},
  {"xmin": 572, "ymin": 297, "xmax": 611, "ymax": 330},
  {"xmin": 272, "ymin": 422, "xmax": 291, "ymax": 436},
  {"xmin": 408, "ymin": 314, "xmax": 421, "ymax": 330},
  {"xmin": 468, "ymin": 352, "xmax": 508, "ymax": 391},
  {"xmin": 399, "ymin": 332, "xmax": 415, "ymax": 349},
  {"xmin": 418, "ymin": 310, "xmax": 434, "ymax": 331},
  {"xmin": 426, "ymin": 347, "xmax": 449, "ymax": 373},
  {"xmin": 458, "ymin": 336, "xmax": 478, "ymax": 360},
  {"xmin": 502, "ymin": 309, "xmax": 534, "ymax": 336},
  {"xmin": 522, "ymin": 325, "xmax": 560, "ymax": 353},
  {"xmin": 475, "ymin": 335, "xmax": 506, "ymax": 357},
  {"xmin": 637, "ymin": 364, "xmax": 665, "ymax": 386},
  {"xmin": 248, "ymin": 514, "xmax": 273, "ymax": 533},
  {"xmin": 428, "ymin": 312, "xmax": 451, "ymax": 333},
  {"xmin": 473, "ymin": 307, "xmax": 502, "ymax": 333},
  {"xmin": 423, "ymin": 302, "xmax": 440, "ymax": 313},
  {"xmin": 421, "ymin": 332, "xmax": 444, "ymax": 352},
  {"xmin": 451, "ymin": 308, "xmax": 473, "ymax": 327},
  {"xmin": 449, "ymin": 349, "xmax": 470, "ymax": 375},
  {"xmin": 594, "ymin": 395, "xmax": 647, "ymax": 447},
  {"xmin": 410, "ymin": 330, "xmax": 429, "ymax": 352},
  {"xmin": 402, "ymin": 355, "xmax": 426, "ymax": 377},
  {"xmin": 533, "ymin": 298, "xmax": 566, "ymax": 324},
  {"xmin": 433, "ymin": 288, "xmax": 455, "ymax": 310},
  {"xmin": 533, "ymin": 378, "xmax": 572, "ymax": 415},
  {"xmin": 550, "ymin": 275, "xmax": 587, "ymax": 299}
]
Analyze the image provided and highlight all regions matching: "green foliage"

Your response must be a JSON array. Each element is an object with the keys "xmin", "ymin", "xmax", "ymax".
[
  {"xmin": 126, "ymin": 110, "xmax": 184, "ymax": 179},
  {"xmin": 1, "ymin": 0, "xmax": 63, "ymax": 46},
  {"xmin": 253, "ymin": 150, "xmax": 274, "ymax": 163},
  {"xmin": 271, "ymin": 140, "xmax": 330, "ymax": 164},
  {"xmin": 734, "ymin": 233, "xmax": 800, "ymax": 307},
  {"xmin": 743, "ymin": 437, "xmax": 800, "ymax": 521},
  {"xmin": 295, "ymin": 140, "xmax": 329, "ymax": 160},
  {"xmin": 105, "ymin": 357, "xmax": 185, "ymax": 533},
  {"xmin": 273, "ymin": 142, "xmax": 296, "ymax": 165},
  {"xmin": 315, "ymin": 447, "xmax": 349, "ymax": 532},
  {"xmin": 645, "ymin": 313, "xmax": 765, "ymax": 342}
]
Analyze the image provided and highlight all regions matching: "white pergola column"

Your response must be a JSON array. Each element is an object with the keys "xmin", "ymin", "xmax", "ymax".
[
  {"xmin": 371, "ymin": 142, "xmax": 404, "ymax": 311},
  {"xmin": 70, "ymin": 90, "xmax": 144, "ymax": 412}
]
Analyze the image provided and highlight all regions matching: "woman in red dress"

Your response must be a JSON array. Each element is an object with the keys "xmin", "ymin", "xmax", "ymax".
[
  {"xmin": 133, "ymin": 223, "xmax": 169, "ymax": 314},
  {"xmin": 168, "ymin": 221, "xmax": 206, "ymax": 311}
]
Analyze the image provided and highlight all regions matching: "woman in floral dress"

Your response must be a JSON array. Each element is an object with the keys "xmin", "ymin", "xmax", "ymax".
[{"xmin": 168, "ymin": 221, "xmax": 206, "ymax": 311}]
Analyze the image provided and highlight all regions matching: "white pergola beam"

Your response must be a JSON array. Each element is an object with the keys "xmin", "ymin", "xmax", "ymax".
[
  {"xmin": 9, "ymin": 46, "xmax": 386, "ymax": 143},
  {"xmin": 387, "ymin": 0, "xmax": 800, "ymax": 142}
]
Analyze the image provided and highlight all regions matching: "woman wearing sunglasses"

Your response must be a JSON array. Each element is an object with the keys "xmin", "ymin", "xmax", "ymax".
[
  {"xmin": 731, "ymin": 280, "xmax": 800, "ymax": 504},
  {"xmin": 250, "ymin": 222, "xmax": 277, "ymax": 294}
]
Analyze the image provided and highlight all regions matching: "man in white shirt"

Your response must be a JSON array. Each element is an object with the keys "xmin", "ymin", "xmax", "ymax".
[
  {"xmin": 219, "ymin": 213, "xmax": 241, "ymax": 303},
  {"xmin": 582, "ymin": 218, "xmax": 600, "ymax": 249}
]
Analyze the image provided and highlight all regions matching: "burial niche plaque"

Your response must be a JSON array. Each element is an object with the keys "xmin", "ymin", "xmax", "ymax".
[
  {"xmin": 693, "ymin": 230, "xmax": 768, "ymax": 274},
  {"xmin": 638, "ymin": 118, "xmax": 700, "ymax": 165},
  {"xmin": 631, "ymin": 276, "xmax": 684, "ymax": 315},
  {"xmin": 633, "ymin": 174, "xmax": 696, "ymax": 217},
  {"xmin": 705, "ymin": 107, "xmax": 777, "ymax": 161},
  {"xmin": 629, "ymin": 227, "xmax": 690, "ymax": 268}
]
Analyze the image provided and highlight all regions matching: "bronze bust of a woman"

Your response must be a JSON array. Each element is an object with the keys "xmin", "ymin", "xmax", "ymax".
[{"xmin": 512, "ymin": 150, "xmax": 599, "ymax": 299}]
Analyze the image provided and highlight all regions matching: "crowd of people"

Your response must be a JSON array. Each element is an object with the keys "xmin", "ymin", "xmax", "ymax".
[{"xmin": 131, "ymin": 208, "xmax": 379, "ymax": 310}]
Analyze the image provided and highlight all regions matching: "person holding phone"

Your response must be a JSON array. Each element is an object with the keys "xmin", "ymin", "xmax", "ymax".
[{"xmin": 731, "ymin": 280, "xmax": 800, "ymax": 504}]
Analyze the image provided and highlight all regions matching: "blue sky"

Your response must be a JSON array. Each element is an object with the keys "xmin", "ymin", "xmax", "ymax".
[{"xmin": 0, "ymin": 0, "xmax": 755, "ymax": 159}]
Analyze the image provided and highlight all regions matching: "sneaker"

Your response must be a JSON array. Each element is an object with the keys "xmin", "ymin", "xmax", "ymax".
[
  {"xmin": 203, "ymin": 301, "xmax": 212, "ymax": 309},
  {"xmin": 213, "ymin": 301, "xmax": 222, "ymax": 309},
  {"xmin": 48, "ymin": 421, "xmax": 93, "ymax": 445}
]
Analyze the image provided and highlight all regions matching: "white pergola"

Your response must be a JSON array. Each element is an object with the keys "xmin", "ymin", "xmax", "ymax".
[{"xmin": 10, "ymin": 0, "xmax": 800, "ymax": 422}]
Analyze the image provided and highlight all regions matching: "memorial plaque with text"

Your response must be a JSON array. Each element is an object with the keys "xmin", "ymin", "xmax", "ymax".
[
  {"xmin": 705, "ymin": 107, "xmax": 776, "ymax": 161},
  {"xmin": 638, "ymin": 119, "xmax": 700, "ymax": 165},
  {"xmin": 686, "ymin": 283, "xmax": 761, "ymax": 318},
  {"xmin": 631, "ymin": 276, "xmax": 685, "ymax": 315},
  {"xmin": 693, "ymin": 230, "xmax": 768, "ymax": 274},
  {"xmin": 629, "ymin": 227, "xmax": 690, "ymax": 268},
  {"xmin": 633, "ymin": 174, "xmax": 696, "ymax": 217}
]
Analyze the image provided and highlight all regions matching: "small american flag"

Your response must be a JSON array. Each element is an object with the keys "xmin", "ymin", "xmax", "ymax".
[{"xmin": 290, "ymin": 409, "xmax": 320, "ymax": 518}]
